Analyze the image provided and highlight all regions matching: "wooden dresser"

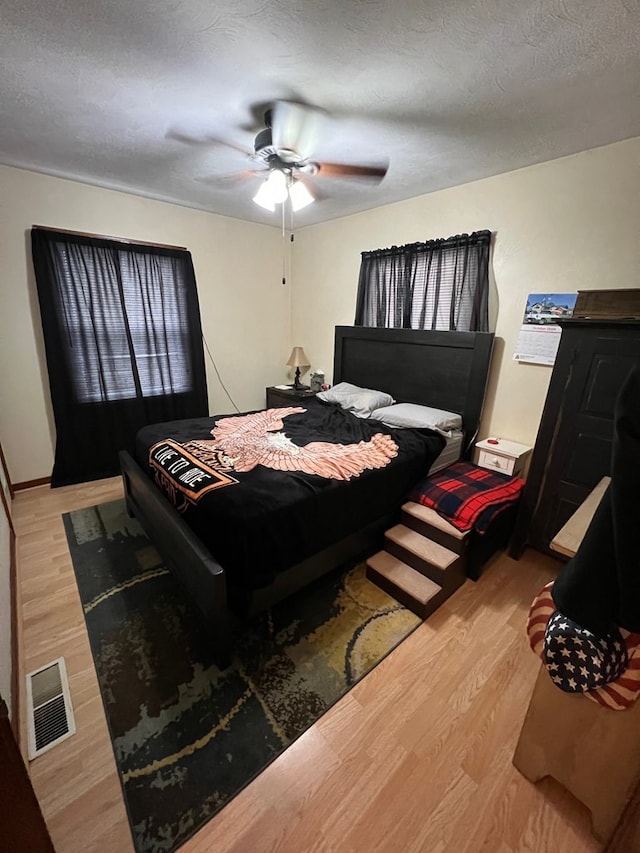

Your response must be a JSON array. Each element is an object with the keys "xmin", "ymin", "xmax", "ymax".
[{"xmin": 510, "ymin": 319, "xmax": 640, "ymax": 559}]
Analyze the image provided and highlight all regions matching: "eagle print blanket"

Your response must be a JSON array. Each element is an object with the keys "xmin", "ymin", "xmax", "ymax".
[{"xmin": 136, "ymin": 398, "xmax": 445, "ymax": 590}]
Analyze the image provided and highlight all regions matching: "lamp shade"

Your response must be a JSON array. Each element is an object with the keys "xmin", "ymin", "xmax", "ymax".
[
  {"xmin": 286, "ymin": 346, "xmax": 310, "ymax": 368},
  {"xmin": 265, "ymin": 169, "xmax": 288, "ymax": 203},
  {"xmin": 289, "ymin": 179, "xmax": 314, "ymax": 211},
  {"xmin": 252, "ymin": 181, "xmax": 276, "ymax": 211}
]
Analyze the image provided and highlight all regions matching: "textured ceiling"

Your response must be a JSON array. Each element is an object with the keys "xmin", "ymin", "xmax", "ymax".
[{"xmin": 1, "ymin": 0, "xmax": 639, "ymax": 228}]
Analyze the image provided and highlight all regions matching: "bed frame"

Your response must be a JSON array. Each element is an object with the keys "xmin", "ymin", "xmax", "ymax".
[{"xmin": 120, "ymin": 326, "xmax": 494, "ymax": 667}]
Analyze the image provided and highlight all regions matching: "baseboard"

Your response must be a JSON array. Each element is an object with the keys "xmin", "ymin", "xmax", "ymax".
[{"xmin": 13, "ymin": 477, "xmax": 51, "ymax": 491}]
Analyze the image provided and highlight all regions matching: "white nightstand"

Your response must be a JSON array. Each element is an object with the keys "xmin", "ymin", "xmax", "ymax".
[{"xmin": 475, "ymin": 438, "xmax": 532, "ymax": 477}]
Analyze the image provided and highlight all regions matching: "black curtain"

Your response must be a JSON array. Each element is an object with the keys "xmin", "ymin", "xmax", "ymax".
[
  {"xmin": 355, "ymin": 230, "xmax": 491, "ymax": 331},
  {"xmin": 31, "ymin": 228, "xmax": 208, "ymax": 486}
]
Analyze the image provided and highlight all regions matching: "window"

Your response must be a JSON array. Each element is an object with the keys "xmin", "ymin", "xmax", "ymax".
[
  {"xmin": 355, "ymin": 230, "xmax": 491, "ymax": 332},
  {"xmin": 31, "ymin": 228, "xmax": 208, "ymax": 486},
  {"xmin": 53, "ymin": 245, "xmax": 195, "ymax": 403}
]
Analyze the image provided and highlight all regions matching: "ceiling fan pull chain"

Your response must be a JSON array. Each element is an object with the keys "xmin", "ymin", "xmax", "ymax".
[{"xmin": 282, "ymin": 204, "xmax": 286, "ymax": 285}]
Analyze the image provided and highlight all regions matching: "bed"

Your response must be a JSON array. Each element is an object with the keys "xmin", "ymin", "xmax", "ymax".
[{"xmin": 120, "ymin": 325, "xmax": 494, "ymax": 666}]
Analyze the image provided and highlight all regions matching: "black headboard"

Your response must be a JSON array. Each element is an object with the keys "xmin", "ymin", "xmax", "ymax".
[{"xmin": 333, "ymin": 326, "xmax": 494, "ymax": 451}]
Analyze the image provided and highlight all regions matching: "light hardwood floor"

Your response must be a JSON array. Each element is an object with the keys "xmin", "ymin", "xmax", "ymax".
[{"xmin": 14, "ymin": 478, "xmax": 610, "ymax": 852}]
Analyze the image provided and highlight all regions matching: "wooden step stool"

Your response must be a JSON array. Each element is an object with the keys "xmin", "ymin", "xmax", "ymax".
[
  {"xmin": 513, "ymin": 666, "xmax": 640, "ymax": 842},
  {"xmin": 513, "ymin": 476, "xmax": 639, "ymax": 843},
  {"xmin": 366, "ymin": 502, "xmax": 468, "ymax": 618}
]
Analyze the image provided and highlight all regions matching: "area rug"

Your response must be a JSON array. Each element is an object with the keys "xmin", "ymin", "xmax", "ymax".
[{"xmin": 63, "ymin": 499, "xmax": 420, "ymax": 853}]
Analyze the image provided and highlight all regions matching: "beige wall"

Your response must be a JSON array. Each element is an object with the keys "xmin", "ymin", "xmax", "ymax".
[
  {"xmin": 291, "ymin": 136, "xmax": 640, "ymax": 449},
  {"xmin": 1, "ymin": 139, "xmax": 638, "ymax": 704},
  {"xmin": 2, "ymin": 136, "xmax": 639, "ymax": 484},
  {"xmin": 0, "ymin": 165, "xmax": 288, "ymax": 483}
]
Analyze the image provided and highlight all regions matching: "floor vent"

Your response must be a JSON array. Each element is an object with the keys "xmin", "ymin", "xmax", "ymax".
[{"xmin": 26, "ymin": 657, "xmax": 76, "ymax": 759}]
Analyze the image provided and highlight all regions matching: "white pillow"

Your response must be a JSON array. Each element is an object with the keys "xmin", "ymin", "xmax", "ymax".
[
  {"xmin": 316, "ymin": 382, "xmax": 395, "ymax": 418},
  {"xmin": 369, "ymin": 403, "xmax": 462, "ymax": 432}
]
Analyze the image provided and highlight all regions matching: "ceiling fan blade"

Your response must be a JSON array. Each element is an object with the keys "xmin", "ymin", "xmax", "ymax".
[
  {"xmin": 167, "ymin": 128, "xmax": 251, "ymax": 157},
  {"xmin": 315, "ymin": 161, "xmax": 389, "ymax": 182},
  {"xmin": 197, "ymin": 168, "xmax": 266, "ymax": 187},
  {"xmin": 271, "ymin": 101, "xmax": 326, "ymax": 160}
]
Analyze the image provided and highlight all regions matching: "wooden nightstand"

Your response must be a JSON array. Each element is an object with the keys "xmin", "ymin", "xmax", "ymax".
[
  {"xmin": 475, "ymin": 438, "xmax": 532, "ymax": 477},
  {"xmin": 266, "ymin": 385, "xmax": 316, "ymax": 408}
]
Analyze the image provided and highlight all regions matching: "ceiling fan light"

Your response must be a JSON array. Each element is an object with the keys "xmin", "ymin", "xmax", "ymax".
[
  {"xmin": 252, "ymin": 180, "xmax": 276, "ymax": 211},
  {"xmin": 289, "ymin": 179, "xmax": 314, "ymax": 211},
  {"xmin": 266, "ymin": 169, "xmax": 288, "ymax": 203}
]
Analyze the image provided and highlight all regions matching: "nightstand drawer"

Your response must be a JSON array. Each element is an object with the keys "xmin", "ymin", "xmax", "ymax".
[
  {"xmin": 478, "ymin": 450, "xmax": 518, "ymax": 476},
  {"xmin": 266, "ymin": 386, "xmax": 316, "ymax": 408},
  {"xmin": 476, "ymin": 438, "xmax": 531, "ymax": 477}
]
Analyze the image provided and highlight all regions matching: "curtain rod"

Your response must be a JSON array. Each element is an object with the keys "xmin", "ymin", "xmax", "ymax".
[
  {"xmin": 32, "ymin": 224, "xmax": 187, "ymax": 252},
  {"xmin": 362, "ymin": 229, "xmax": 492, "ymax": 257}
]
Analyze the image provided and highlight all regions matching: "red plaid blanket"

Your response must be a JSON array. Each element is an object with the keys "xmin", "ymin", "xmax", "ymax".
[{"xmin": 410, "ymin": 461, "xmax": 525, "ymax": 533}]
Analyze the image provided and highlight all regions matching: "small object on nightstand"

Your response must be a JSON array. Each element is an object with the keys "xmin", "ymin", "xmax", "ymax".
[
  {"xmin": 309, "ymin": 370, "xmax": 325, "ymax": 393},
  {"xmin": 475, "ymin": 438, "xmax": 532, "ymax": 477}
]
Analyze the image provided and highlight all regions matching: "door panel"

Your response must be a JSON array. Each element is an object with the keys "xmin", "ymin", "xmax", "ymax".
[{"xmin": 529, "ymin": 332, "xmax": 640, "ymax": 553}]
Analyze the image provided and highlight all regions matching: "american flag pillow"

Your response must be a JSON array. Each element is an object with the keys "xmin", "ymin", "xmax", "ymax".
[
  {"xmin": 542, "ymin": 611, "xmax": 628, "ymax": 692},
  {"xmin": 527, "ymin": 583, "xmax": 640, "ymax": 711}
]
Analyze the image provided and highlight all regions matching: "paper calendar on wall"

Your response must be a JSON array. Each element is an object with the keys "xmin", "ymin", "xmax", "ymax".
[{"xmin": 513, "ymin": 292, "xmax": 577, "ymax": 366}]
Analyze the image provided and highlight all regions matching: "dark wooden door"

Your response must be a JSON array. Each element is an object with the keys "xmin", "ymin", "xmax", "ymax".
[
  {"xmin": 511, "ymin": 320, "xmax": 640, "ymax": 558},
  {"xmin": 0, "ymin": 697, "xmax": 55, "ymax": 853}
]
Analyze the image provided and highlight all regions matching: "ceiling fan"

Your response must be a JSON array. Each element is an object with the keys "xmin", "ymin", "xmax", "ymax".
[{"xmin": 186, "ymin": 100, "xmax": 389, "ymax": 212}]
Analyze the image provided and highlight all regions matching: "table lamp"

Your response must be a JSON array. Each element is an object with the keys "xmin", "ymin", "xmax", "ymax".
[{"xmin": 286, "ymin": 346, "xmax": 310, "ymax": 390}]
